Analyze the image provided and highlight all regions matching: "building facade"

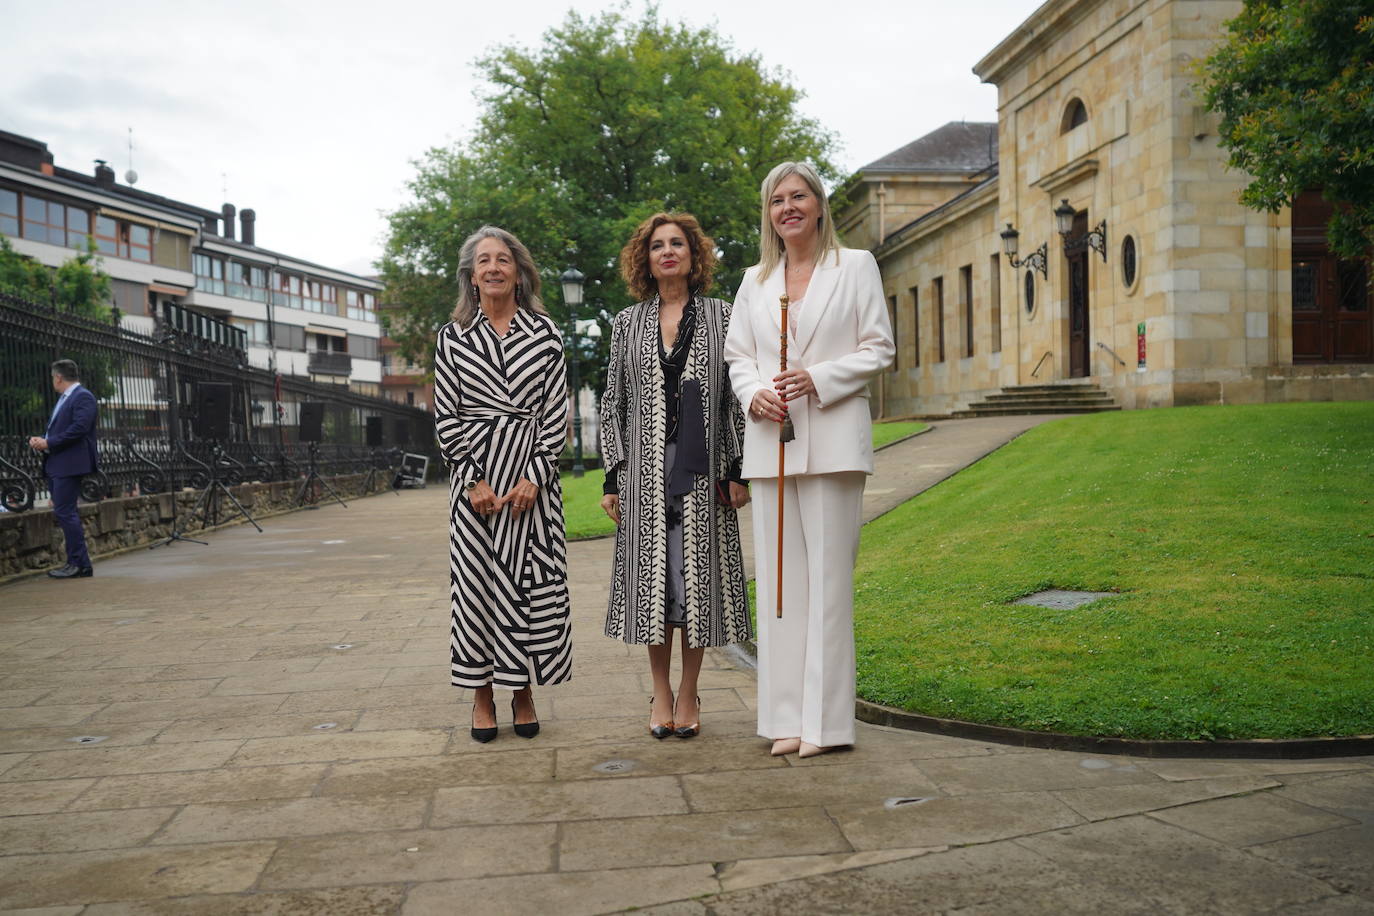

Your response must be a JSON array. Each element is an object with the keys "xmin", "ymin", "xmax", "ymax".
[
  {"xmin": 839, "ymin": 0, "xmax": 1373, "ymax": 417},
  {"xmin": 377, "ymin": 294, "xmax": 435, "ymax": 413},
  {"xmin": 0, "ymin": 131, "xmax": 383, "ymax": 396}
]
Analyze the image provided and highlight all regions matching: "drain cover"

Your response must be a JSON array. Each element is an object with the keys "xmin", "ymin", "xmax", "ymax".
[
  {"xmin": 313, "ymin": 722, "xmax": 338, "ymax": 730},
  {"xmin": 68, "ymin": 735, "xmax": 109, "ymax": 745},
  {"xmin": 592, "ymin": 759, "xmax": 637, "ymax": 775},
  {"xmin": 884, "ymin": 796, "xmax": 933, "ymax": 810},
  {"xmin": 1014, "ymin": 589, "xmax": 1116, "ymax": 610},
  {"xmin": 330, "ymin": 644, "xmax": 354, "ymax": 650}
]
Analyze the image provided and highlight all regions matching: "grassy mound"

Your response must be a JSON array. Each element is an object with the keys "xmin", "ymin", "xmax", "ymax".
[{"xmin": 854, "ymin": 402, "xmax": 1374, "ymax": 740}]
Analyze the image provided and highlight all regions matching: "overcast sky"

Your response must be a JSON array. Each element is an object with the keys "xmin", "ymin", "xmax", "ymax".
[{"xmin": 2, "ymin": 0, "xmax": 1043, "ymax": 276}]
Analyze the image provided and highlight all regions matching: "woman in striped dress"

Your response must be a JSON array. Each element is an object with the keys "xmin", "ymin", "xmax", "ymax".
[{"xmin": 434, "ymin": 225, "xmax": 571, "ymax": 743}]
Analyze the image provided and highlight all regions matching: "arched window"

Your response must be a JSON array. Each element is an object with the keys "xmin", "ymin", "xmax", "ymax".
[{"xmin": 1061, "ymin": 98, "xmax": 1088, "ymax": 134}]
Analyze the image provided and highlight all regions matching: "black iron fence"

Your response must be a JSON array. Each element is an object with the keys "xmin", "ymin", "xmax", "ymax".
[{"xmin": 0, "ymin": 291, "xmax": 436, "ymax": 512}]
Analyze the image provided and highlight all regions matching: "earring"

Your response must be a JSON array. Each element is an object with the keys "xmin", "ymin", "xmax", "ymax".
[
  {"xmin": 471, "ymin": 285, "xmax": 479, "ymax": 303},
  {"xmin": 515, "ymin": 283, "xmax": 522, "ymax": 305}
]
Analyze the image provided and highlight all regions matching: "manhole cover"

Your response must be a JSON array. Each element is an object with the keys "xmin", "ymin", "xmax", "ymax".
[
  {"xmin": 592, "ymin": 759, "xmax": 637, "ymax": 775},
  {"xmin": 313, "ymin": 722, "xmax": 338, "ymax": 730},
  {"xmin": 1080, "ymin": 758, "xmax": 1113, "ymax": 770},
  {"xmin": 884, "ymin": 796, "xmax": 933, "ymax": 810},
  {"xmin": 1014, "ymin": 589, "xmax": 1116, "ymax": 610},
  {"xmin": 68, "ymin": 735, "xmax": 109, "ymax": 745},
  {"xmin": 330, "ymin": 644, "xmax": 354, "ymax": 650}
]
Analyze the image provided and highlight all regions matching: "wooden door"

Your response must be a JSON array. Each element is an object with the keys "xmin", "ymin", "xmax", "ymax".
[
  {"xmin": 1067, "ymin": 212, "xmax": 1090, "ymax": 378},
  {"xmin": 1292, "ymin": 190, "xmax": 1374, "ymax": 364},
  {"xmin": 1292, "ymin": 253, "xmax": 1372, "ymax": 363}
]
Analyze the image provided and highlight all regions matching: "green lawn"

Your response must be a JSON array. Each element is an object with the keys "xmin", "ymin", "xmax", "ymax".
[
  {"xmin": 853, "ymin": 402, "xmax": 1374, "ymax": 740},
  {"xmin": 561, "ymin": 468, "xmax": 614, "ymax": 540},
  {"xmin": 873, "ymin": 420, "xmax": 929, "ymax": 450},
  {"xmin": 563, "ymin": 421, "xmax": 929, "ymax": 541}
]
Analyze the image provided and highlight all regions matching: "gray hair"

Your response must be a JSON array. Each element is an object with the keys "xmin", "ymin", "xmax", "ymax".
[
  {"xmin": 757, "ymin": 161, "xmax": 842, "ymax": 282},
  {"xmin": 451, "ymin": 226, "xmax": 545, "ymax": 327},
  {"xmin": 51, "ymin": 359, "xmax": 80, "ymax": 381}
]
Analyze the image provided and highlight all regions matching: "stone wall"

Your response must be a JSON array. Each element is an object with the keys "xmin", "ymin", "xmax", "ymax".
[{"xmin": 0, "ymin": 473, "xmax": 399, "ymax": 581}]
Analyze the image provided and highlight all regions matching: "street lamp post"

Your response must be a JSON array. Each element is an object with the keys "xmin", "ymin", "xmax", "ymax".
[{"xmin": 560, "ymin": 267, "xmax": 586, "ymax": 477}]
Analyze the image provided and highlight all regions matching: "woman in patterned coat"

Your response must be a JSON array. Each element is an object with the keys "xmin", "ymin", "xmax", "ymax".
[
  {"xmin": 600, "ymin": 212, "xmax": 751, "ymax": 739},
  {"xmin": 434, "ymin": 225, "xmax": 570, "ymax": 743}
]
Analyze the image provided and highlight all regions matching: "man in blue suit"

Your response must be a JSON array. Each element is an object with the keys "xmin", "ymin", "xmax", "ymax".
[{"xmin": 28, "ymin": 360, "xmax": 99, "ymax": 579}]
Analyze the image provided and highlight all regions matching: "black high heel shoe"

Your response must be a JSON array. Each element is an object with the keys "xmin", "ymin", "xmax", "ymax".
[
  {"xmin": 470, "ymin": 695, "xmax": 497, "ymax": 744},
  {"xmin": 511, "ymin": 695, "xmax": 540, "ymax": 739},
  {"xmin": 674, "ymin": 695, "xmax": 701, "ymax": 739},
  {"xmin": 649, "ymin": 695, "xmax": 674, "ymax": 739}
]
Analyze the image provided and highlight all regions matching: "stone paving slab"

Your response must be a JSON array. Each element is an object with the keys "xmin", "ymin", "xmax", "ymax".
[{"xmin": 0, "ymin": 417, "xmax": 1369, "ymax": 913}]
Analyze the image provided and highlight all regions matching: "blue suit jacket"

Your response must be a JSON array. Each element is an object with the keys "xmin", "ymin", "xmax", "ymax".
[{"xmin": 44, "ymin": 386, "xmax": 100, "ymax": 478}]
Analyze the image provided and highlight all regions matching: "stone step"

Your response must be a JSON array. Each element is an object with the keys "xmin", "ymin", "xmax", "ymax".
[
  {"xmin": 949, "ymin": 404, "xmax": 1121, "ymax": 417},
  {"xmin": 1001, "ymin": 383, "xmax": 1099, "ymax": 393},
  {"xmin": 982, "ymin": 392, "xmax": 1116, "ymax": 403}
]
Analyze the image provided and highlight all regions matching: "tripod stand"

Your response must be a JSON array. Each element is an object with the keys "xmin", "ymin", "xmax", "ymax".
[
  {"xmin": 152, "ymin": 441, "xmax": 262, "ymax": 549},
  {"xmin": 294, "ymin": 441, "xmax": 348, "ymax": 509},
  {"xmin": 362, "ymin": 448, "xmax": 400, "ymax": 496}
]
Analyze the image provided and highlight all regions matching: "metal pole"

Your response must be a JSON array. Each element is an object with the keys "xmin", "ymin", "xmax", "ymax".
[{"xmin": 570, "ymin": 313, "xmax": 584, "ymax": 477}]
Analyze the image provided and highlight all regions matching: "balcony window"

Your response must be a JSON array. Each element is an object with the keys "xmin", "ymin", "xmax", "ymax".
[
  {"xmin": 9, "ymin": 192, "xmax": 91, "ymax": 248},
  {"xmin": 274, "ymin": 273, "xmax": 304, "ymax": 310},
  {"xmin": 194, "ymin": 253, "xmax": 225, "ymax": 294},
  {"xmin": 65, "ymin": 206, "xmax": 89, "ymax": 248},
  {"xmin": 225, "ymin": 262, "xmax": 269, "ymax": 302},
  {"xmin": 0, "ymin": 188, "xmax": 17, "ymax": 236},
  {"xmin": 346, "ymin": 289, "xmax": 378, "ymax": 322},
  {"xmin": 232, "ymin": 318, "xmax": 270, "ymax": 345},
  {"xmin": 94, "ymin": 215, "xmax": 119, "ymax": 255},
  {"xmin": 126, "ymin": 223, "xmax": 152, "ymax": 262}
]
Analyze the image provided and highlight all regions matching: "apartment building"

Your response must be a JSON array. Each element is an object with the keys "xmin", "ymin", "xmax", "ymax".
[{"xmin": 0, "ymin": 130, "xmax": 382, "ymax": 396}]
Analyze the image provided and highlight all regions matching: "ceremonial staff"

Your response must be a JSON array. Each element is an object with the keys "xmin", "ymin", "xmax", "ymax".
[{"xmin": 776, "ymin": 293, "xmax": 795, "ymax": 618}]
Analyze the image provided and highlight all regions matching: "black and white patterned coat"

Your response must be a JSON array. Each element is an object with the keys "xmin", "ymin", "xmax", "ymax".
[
  {"xmin": 434, "ymin": 310, "xmax": 571, "ymax": 688},
  {"xmin": 600, "ymin": 296, "xmax": 751, "ymax": 648}
]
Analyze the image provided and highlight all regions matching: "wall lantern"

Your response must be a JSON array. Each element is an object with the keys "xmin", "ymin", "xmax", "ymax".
[
  {"xmin": 1000, "ymin": 222, "xmax": 1047, "ymax": 278},
  {"xmin": 1056, "ymin": 198, "xmax": 1108, "ymax": 261}
]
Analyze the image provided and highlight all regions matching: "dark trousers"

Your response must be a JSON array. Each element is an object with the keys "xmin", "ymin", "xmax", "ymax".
[{"xmin": 48, "ymin": 475, "xmax": 91, "ymax": 569}]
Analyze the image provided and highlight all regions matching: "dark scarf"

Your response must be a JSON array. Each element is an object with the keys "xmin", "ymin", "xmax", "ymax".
[{"xmin": 668, "ymin": 378, "xmax": 709, "ymax": 497}]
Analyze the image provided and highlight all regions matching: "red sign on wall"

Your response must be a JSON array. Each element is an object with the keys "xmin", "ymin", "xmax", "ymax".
[{"xmin": 1137, "ymin": 322, "xmax": 1146, "ymax": 370}]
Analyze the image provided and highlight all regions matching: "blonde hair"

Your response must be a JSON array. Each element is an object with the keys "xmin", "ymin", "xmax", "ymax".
[
  {"xmin": 451, "ymin": 225, "xmax": 545, "ymax": 327},
  {"xmin": 757, "ymin": 161, "xmax": 842, "ymax": 282}
]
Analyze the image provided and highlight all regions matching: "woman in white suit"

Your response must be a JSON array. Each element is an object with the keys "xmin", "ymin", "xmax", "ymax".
[{"xmin": 724, "ymin": 161, "xmax": 895, "ymax": 758}]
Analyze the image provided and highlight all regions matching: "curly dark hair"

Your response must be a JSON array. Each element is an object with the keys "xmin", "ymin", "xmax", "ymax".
[{"xmin": 619, "ymin": 212, "xmax": 718, "ymax": 302}]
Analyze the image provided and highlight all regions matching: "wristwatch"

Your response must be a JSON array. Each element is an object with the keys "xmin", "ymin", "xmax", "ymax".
[{"xmin": 464, "ymin": 479, "xmax": 478, "ymax": 491}]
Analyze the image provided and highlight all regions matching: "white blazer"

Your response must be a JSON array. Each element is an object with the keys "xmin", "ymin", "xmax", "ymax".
[{"xmin": 724, "ymin": 247, "xmax": 895, "ymax": 478}]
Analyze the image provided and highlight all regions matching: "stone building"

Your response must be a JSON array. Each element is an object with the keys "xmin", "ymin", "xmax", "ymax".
[{"xmin": 838, "ymin": 0, "xmax": 1373, "ymax": 418}]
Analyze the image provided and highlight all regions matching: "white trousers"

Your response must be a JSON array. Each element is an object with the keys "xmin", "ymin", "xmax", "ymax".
[{"xmin": 751, "ymin": 472, "xmax": 865, "ymax": 747}]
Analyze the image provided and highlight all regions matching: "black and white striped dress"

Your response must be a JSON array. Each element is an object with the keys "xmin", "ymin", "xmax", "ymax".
[{"xmin": 434, "ymin": 309, "xmax": 572, "ymax": 689}]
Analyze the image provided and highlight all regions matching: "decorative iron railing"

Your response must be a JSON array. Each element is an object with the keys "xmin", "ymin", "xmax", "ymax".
[{"xmin": 0, "ymin": 290, "xmax": 435, "ymax": 511}]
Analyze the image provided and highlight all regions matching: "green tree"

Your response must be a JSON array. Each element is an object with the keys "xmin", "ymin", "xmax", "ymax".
[
  {"xmin": 1199, "ymin": 0, "xmax": 1374, "ymax": 258},
  {"xmin": 0, "ymin": 237, "xmax": 117, "ymax": 430},
  {"xmin": 381, "ymin": 6, "xmax": 839, "ymax": 390}
]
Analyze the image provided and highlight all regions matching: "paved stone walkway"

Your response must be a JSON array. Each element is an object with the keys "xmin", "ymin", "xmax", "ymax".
[{"xmin": 0, "ymin": 417, "xmax": 1370, "ymax": 914}]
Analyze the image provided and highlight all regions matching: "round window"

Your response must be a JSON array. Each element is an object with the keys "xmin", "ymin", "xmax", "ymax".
[
  {"xmin": 1024, "ymin": 269, "xmax": 1036, "ymax": 314},
  {"xmin": 1121, "ymin": 235, "xmax": 1138, "ymax": 289}
]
